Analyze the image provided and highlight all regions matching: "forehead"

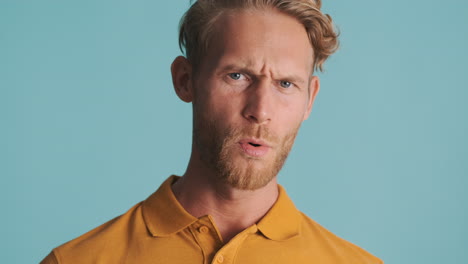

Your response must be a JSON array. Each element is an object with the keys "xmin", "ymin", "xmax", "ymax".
[{"xmin": 201, "ymin": 8, "xmax": 314, "ymax": 77}]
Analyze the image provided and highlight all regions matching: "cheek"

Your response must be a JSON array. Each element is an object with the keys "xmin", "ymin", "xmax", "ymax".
[
  {"xmin": 276, "ymin": 94, "xmax": 309, "ymax": 120},
  {"xmin": 204, "ymin": 82, "xmax": 244, "ymax": 115},
  {"xmin": 196, "ymin": 93, "xmax": 241, "ymax": 127}
]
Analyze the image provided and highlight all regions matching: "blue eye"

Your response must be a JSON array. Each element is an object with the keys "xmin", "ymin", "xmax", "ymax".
[
  {"xmin": 229, "ymin": 73, "xmax": 242, "ymax": 80},
  {"xmin": 280, "ymin": 80, "xmax": 292, "ymax": 88}
]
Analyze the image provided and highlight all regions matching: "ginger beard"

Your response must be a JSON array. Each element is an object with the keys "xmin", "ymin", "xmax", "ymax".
[{"xmin": 194, "ymin": 116, "xmax": 300, "ymax": 190}]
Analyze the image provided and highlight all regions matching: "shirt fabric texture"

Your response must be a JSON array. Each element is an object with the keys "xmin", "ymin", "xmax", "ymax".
[{"xmin": 41, "ymin": 176, "xmax": 383, "ymax": 264}]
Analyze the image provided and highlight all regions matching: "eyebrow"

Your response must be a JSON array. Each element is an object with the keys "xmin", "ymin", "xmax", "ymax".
[{"xmin": 218, "ymin": 64, "xmax": 307, "ymax": 85}]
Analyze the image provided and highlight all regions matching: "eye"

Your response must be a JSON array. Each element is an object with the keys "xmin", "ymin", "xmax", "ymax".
[
  {"xmin": 228, "ymin": 73, "xmax": 243, "ymax": 80},
  {"xmin": 280, "ymin": 80, "xmax": 292, "ymax": 88}
]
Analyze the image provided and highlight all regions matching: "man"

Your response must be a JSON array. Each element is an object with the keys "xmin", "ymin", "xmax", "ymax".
[{"xmin": 42, "ymin": 0, "xmax": 382, "ymax": 263}]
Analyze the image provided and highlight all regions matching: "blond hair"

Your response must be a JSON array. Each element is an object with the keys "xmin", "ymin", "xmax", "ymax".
[{"xmin": 178, "ymin": 0, "xmax": 339, "ymax": 73}]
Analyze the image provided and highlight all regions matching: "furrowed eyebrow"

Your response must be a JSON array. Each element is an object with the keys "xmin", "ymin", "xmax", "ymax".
[
  {"xmin": 218, "ymin": 64, "xmax": 307, "ymax": 86},
  {"xmin": 218, "ymin": 64, "xmax": 254, "ymax": 75},
  {"xmin": 280, "ymin": 75, "xmax": 306, "ymax": 86}
]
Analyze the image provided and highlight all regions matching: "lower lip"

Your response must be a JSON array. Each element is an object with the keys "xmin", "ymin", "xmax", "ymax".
[{"xmin": 238, "ymin": 142, "xmax": 270, "ymax": 157}]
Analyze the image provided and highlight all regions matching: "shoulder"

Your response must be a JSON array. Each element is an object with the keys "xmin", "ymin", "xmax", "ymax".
[
  {"xmin": 45, "ymin": 202, "xmax": 145, "ymax": 263},
  {"xmin": 298, "ymin": 212, "xmax": 383, "ymax": 264}
]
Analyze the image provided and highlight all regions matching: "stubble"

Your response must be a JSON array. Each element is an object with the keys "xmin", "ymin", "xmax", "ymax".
[{"xmin": 194, "ymin": 118, "xmax": 300, "ymax": 190}]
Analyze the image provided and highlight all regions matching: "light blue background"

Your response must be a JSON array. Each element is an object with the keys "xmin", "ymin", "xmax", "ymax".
[{"xmin": 1, "ymin": 0, "xmax": 467, "ymax": 263}]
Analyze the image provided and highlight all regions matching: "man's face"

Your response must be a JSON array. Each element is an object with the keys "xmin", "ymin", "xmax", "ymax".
[{"xmin": 191, "ymin": 9, "xmax": 318, "ymax": 190}]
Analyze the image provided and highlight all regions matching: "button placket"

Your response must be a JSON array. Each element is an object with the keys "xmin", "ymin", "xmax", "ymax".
[
  {"xmin": 190, "ymin": 218, "xmax": 224, "ymax": 264},
  {"xmin": 199, "ymin": 225, "xmax": 210, "ymax": 234},
  {"xmin": 216, "ymin": 254, "xmax": 224, "ymax": 263},
  {"xmin": 210, "ymin": 225, "xmax": 258, "ymax": 264}
]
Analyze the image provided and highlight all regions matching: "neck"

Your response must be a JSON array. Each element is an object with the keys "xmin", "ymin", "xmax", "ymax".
[{"xmin": 172, "ymin": 152, "xmax": 279, "ymax": 243}]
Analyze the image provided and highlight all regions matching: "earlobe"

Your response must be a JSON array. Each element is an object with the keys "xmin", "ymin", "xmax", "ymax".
[
  {"xmin": 171, "ymin": 56, "xmax": 193, "ymax": 103},
  {"xmin": 303, "ymin": 76, "xmax": 320, "ymax": 120}
]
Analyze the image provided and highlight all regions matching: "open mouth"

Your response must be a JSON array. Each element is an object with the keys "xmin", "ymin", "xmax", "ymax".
[{"xmin": 239, "ymin": 139, "xmax": 270, "ymax": 157}]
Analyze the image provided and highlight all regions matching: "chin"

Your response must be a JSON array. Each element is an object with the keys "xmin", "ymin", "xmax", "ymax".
[{"xmin": 217, "ymin": 153, "xmax": 279, "ymax": 191}]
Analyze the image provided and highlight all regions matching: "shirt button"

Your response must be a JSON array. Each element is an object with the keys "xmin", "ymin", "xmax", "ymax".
[
  {"xmin": 199, "ymin": 226, "xmax": 209, "ymax": 233},
  {"xmin": 216, "ymin": 254, "xmax": 224, "ymax": 263}
]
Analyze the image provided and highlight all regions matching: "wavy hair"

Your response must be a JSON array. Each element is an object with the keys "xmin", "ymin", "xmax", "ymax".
[{"xmin": 178, "ymin": 0, "xmax": 339, "ymax": 73}]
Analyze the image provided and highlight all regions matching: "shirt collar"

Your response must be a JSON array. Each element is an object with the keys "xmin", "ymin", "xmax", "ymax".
[
  {"xmin": 142, "ymin": 175, "xmax": 198, "ymax": 237},
  {"xmin": 256, "ymin": 184, "xmax": 302, "ymax": 241},
  {"xmin": 142, "ymin": 175, "xmax": 301, "ymax": 241}
]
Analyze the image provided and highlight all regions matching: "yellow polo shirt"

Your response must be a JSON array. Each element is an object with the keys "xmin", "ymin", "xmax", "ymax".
[{"xmin": 41, "ymin": 176, "xmax": 383, "ymax": 264}]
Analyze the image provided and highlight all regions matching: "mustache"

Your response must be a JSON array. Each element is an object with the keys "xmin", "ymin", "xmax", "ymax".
[{"xmin": 223, "ymin": 125, "xmax": 279, "ymax": 145}]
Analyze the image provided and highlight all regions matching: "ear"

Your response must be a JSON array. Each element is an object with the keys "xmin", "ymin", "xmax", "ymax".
[
  {"xmin": 303, "ymin": 75, "xmax": 320, "ymax": 120},
  {"xmin": 171, "ymin": 56, "xmax": 194, "ymax": 103}
]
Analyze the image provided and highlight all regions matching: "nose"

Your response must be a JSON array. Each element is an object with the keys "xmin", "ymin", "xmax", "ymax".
[{"xmin": 242, "ymin": 79, "xmax": 273, "ymax": 125}]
